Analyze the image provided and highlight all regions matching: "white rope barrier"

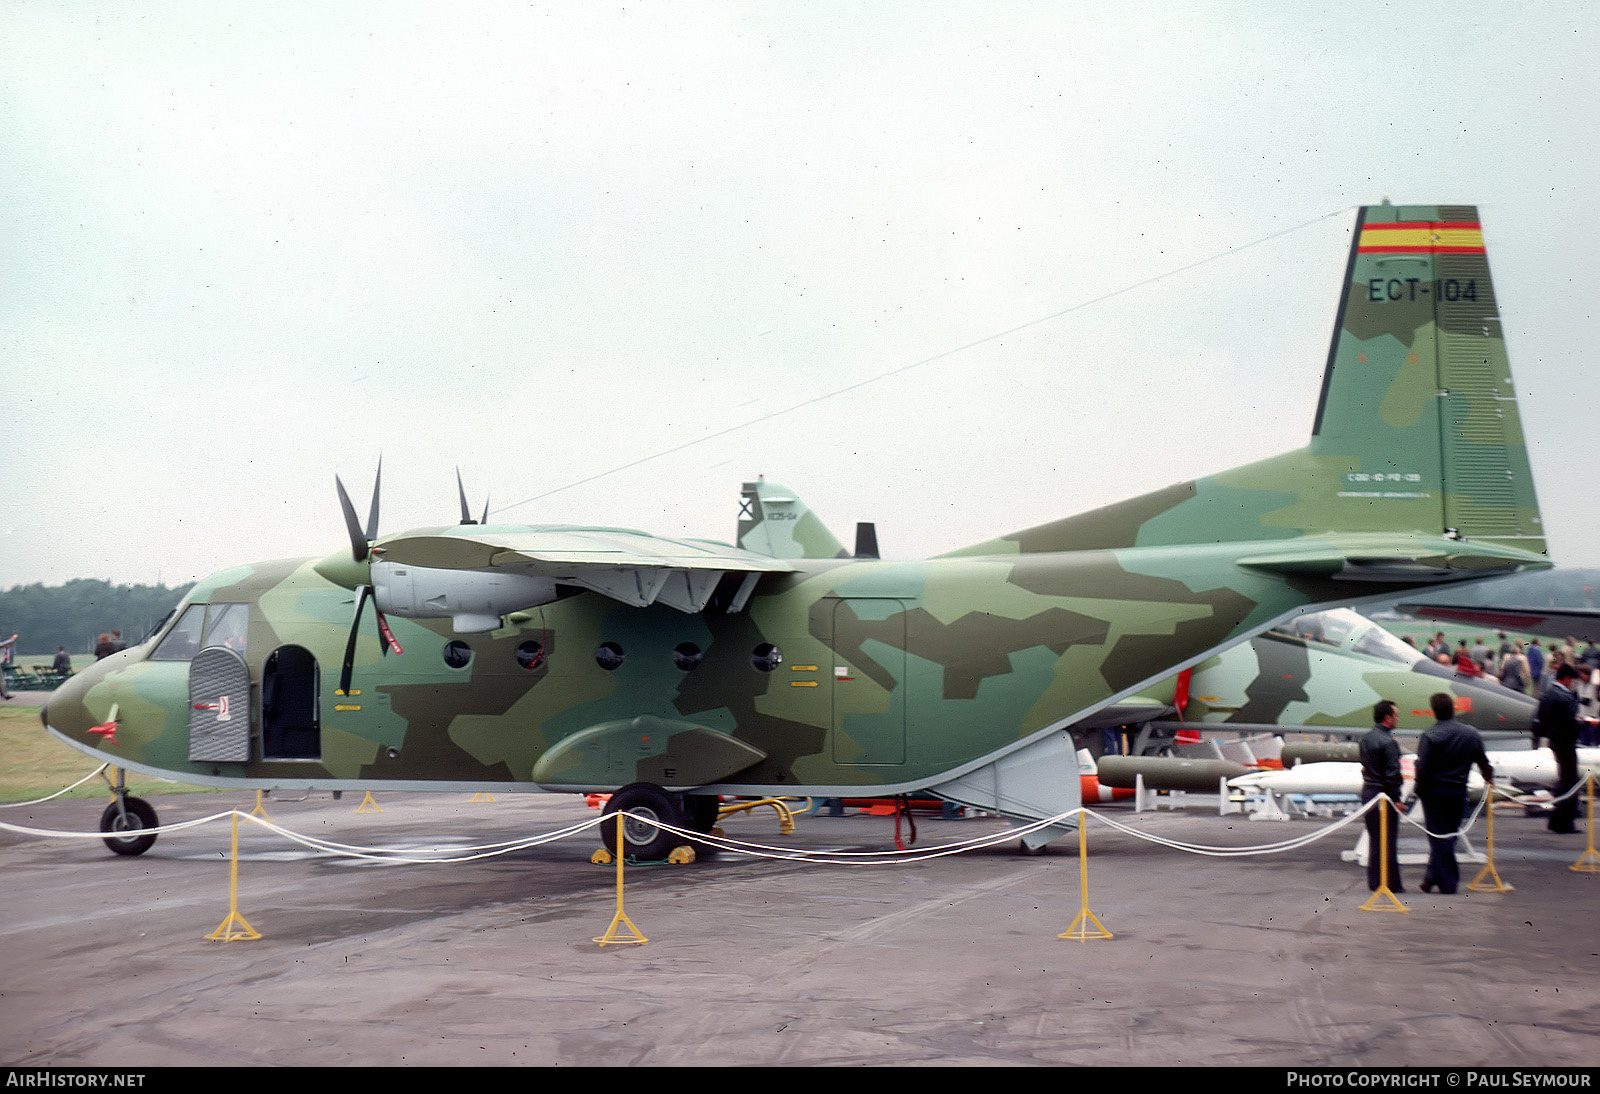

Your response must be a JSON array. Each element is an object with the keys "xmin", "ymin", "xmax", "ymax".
[{"xmin": 1, "ymin": 776, "xmax": 1589, "ymax": 867}]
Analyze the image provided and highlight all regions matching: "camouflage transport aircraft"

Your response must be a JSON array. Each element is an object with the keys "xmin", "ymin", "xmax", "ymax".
[{"xmin": 44, "ymin": 203, "xmax": 1549, "ymax": 857}]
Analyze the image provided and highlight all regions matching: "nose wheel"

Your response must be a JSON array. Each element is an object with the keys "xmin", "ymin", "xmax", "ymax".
[
  {"xmin": 99, "ymin": 795, "xmax": 158, "ymax": 856},
  {"xmin": 98, "ymin": 767, "xmax": 158, "ymax": 856}
]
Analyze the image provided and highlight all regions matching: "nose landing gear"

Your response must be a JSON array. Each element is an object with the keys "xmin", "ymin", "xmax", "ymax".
[{"xmin": 99, "ymin": 767, "xmax": 159, "ymax": 856}]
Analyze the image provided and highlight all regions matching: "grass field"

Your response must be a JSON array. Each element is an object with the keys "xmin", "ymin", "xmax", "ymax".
[
  {"xmin": 0, "ymin": 703, "xmax": 218, "ymax": 803},
  {"xmin": 1379, "ymin": 617, "xmax": 1561, "ymax": 654}
]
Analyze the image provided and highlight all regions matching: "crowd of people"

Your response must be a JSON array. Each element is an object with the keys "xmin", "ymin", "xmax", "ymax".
[{"xmin": 1419, "ymin": 629, "xmax": 1600, "ymax": 742}]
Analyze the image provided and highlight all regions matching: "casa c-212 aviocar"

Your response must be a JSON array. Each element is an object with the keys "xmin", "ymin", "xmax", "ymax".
[{"xmin": 43, "ymin": 203, "xmax": 1549, "ymax": 859}]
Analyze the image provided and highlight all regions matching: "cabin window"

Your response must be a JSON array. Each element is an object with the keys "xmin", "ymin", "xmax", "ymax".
[
  {"xmin": 442, "ymin": 640, "xmax": 473, "ymax": 669},
  {"xmin": 595, "ymin": 642, "xmax": 625, "ymax": 671},
  {"xmin": 515, "ymin": 640, "xmax": 545, "ymax": 670},
  {"xmin": 673, "ymin": 642, "xmax": 703, "ymax": 671},
  {"xmin": 751, "ymin": 643, "xmax": 782, "ymax": 672}
]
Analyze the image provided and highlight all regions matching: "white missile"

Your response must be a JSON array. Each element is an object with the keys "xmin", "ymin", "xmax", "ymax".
[{"xmin": 1228, "ymin": 748, "xmax": 1600, "ymax": 796}]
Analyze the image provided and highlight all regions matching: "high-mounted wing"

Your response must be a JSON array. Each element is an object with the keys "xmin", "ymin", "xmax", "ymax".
[{"xmin": 358, "ymin": 524, "xmax": 799, "ymax": 631}]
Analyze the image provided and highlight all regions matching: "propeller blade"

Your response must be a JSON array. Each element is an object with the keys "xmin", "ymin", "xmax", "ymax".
[
  {"xmin": 365, "ymin": 458, "xmax": 382, "ymax": 543},
  {"xmin": 375, "ymin": 606, "xmax": 403, "ymax": 657},
  {"xmin": 457, "ymin": 468, "xmax": 474, "ymax": 524},
  {"xmin": 338, "ymin": 585, "xmax": 372, "ymax": 695},
  {"xmin": 335, "ymin": 477, "xmax": 370, "ymax": 563}
]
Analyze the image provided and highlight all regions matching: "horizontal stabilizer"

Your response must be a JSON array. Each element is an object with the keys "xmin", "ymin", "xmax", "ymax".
[{"xmin": 1235, "ymin": 534, "xmax": 1543, "ymax": 581}]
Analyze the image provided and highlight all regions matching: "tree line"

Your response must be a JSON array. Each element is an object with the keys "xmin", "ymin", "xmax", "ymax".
[
  {"xmin": 1406, "ymin": 567, "xmax": 1600, "ymax": 610},
  {"xmin": 0, "ymin": 579, "xmax": 195, "ymax": 655}
]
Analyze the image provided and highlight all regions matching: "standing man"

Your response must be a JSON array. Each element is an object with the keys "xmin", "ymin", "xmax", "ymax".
[
  {"xmin": 0, "ymin": 632, "xmax": 15, "ymax": 700},
  {"xmin": 1537, "ymin": 664, "xmax": 1596, "ymax": 834},
  {"xmin": 1360, "ymin": 699, "xmax": 1405, "ymax": 892},
  {"xmin": 1415, "ymin": 692, "xmax": 1495, "ymax": 894},
  {"xmin": 1426, "ymin": 632, "xmax": 1450, "ymax": 662},
  {"xmin": 1499, "ymin": 641, "xmax": 1531, "ymax": 694},
  {"xmin": 1528, "ymin": 639, "xmax": 1546, "ymax": 685}
]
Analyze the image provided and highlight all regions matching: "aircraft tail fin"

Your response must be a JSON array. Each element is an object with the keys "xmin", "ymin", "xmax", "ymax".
[
  {"xmin": 947, "ymin": 203, "xmax": 1547, "ymax": 564},
  {"xmin": 736, "ymin": 477, "xmax": 850, "ymax": 560}
]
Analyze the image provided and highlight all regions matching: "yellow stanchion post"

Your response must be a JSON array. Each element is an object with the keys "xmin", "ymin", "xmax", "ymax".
[
  {"xmin": 207, "ymin": 812, "xmax": 262, "ymax": 942},
  {"xmin": 1570, "ymin": 772, "xmax": 1600, "ymax": 874},
  {"xmin": 249, "ymin": 790, "xmax": 271, "ymax": 820},
  {"xmin": 1058, "ymin": 812, "xmax": 1113, "ymax": 941},
  {"xmin": 594, "ymin": 811, "xmax": 648, "ymax": 947},
  {"xmin": 1468, "ymin": 787, "xmax": 1513, "ymax": 892},
  {"xmin": 356, "ymin": 791, "xmax": 382, "ymax": 813},
  {"xmin": 1362, "ymin": 797, "xmax": 1410, "ymax": 910}
]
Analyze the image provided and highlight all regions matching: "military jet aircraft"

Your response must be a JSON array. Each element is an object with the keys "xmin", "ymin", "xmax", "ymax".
[
  {"xmin": 1122, "ymin": 606, "xmax": 1534, "ymax": 753},
  {"xmin": 43, "ymin": 202, "xmax": 1550, "ymax": 858}
]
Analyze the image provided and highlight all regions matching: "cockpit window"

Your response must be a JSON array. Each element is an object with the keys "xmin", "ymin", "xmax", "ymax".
[
  {"xmin": 152, "ymin": 605, "xmax": 205, "ymax": 661},
  {"xmin": 1352, "ymin": 624, "xmax": 1422, "ymax": 665},
  {"xmin": 1269, "ymin": 614, "xmax": 1359, "ymax": 647},
  {"xmin": 140, "ymin": 609, "xmax": 175, "ymax": 646},
  {"xmin": 1270, "ymin": 611, "xmax": 1422, "ymax": 666},
  {"xmin": 150, "ymin": 603, "xmax": 249, "ymax": 661},
  {"xmin": 203, "ymin": 604, "xmax": 249, "ymax": 652}
]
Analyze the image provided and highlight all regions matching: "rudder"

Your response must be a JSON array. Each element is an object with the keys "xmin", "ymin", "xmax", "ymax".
[
  {"xmin": 945, "ymin": 202, "xmax": 1546, "ymax": 560},
  {"xmin": 1313, "ymin": 203, "xmax": 1543, "ymax": 554},
  {"xmin": 736, "ymin": 477, "xmax": 850, "ymax": 560}
]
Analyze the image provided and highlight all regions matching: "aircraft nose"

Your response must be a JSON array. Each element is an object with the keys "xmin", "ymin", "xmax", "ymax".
[
  {"xmin": 1459, "ymin": 680, "xmax": 1537, "ymax": 736},
  {"xmin": 40, "ymin": 664, "xmax": 96, "ymax": 736}
]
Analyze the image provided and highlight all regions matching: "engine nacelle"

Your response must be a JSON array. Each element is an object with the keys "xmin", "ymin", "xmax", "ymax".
[{"xmin": 371, "ymin": 560, "xmax": 559, "ymax": 633}]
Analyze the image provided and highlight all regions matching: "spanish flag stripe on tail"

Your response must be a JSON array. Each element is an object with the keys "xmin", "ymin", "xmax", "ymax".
[{"xmin": 1358, "ymin": 221, "xmax": 1485, "ymax": 254}]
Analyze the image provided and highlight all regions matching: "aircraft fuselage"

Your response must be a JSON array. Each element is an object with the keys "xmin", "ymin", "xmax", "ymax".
[{"xmin": 44, "ymin": 538, "xmax": 1446, "ymax": 797}]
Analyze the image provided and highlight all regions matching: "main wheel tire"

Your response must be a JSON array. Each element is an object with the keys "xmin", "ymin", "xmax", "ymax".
[
  {"xmin": 682, "ymin": 793, "xmax": 723, "ymax": 858},
  {"xmin": 601, "ymin": 783, "xmax": 688, "ymax": 861},
  {"xmin": 100, "ymin": 797, "xmax": 158, "ymax": 856},
  {"xmin": 684, "ymin": 794, "xmax": 721, "ymax": 832}
]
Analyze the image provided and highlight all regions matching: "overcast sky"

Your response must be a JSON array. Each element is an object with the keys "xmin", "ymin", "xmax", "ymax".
[{"xmin": 3, "ymin": 1, "xmax": 1596, "ymax": 591}]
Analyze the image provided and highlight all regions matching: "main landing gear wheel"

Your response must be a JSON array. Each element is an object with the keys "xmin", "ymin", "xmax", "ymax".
[
  {"xmin": 100, "ymin": 796, "xmax": 158, "ymax": 856},
  {"xmin": 601, "ymin": 783, "xmax": 689, "ymax": 862},
  {"xmin": 683, "ymin": 793, "xmax": 723, "ymax": 857}
]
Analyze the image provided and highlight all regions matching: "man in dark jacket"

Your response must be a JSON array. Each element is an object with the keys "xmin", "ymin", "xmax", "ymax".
[
  {"xmin": 1538, "ymin": 664, "xmax": 1595, "ymax": 834},
  {"xmin": 1360, "ymin": 699, "xmax": 1405, "ymax": 892},
  {"xmin": 1415, "ymin": 692, "xmax": 1495, "ymax": 894}
]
